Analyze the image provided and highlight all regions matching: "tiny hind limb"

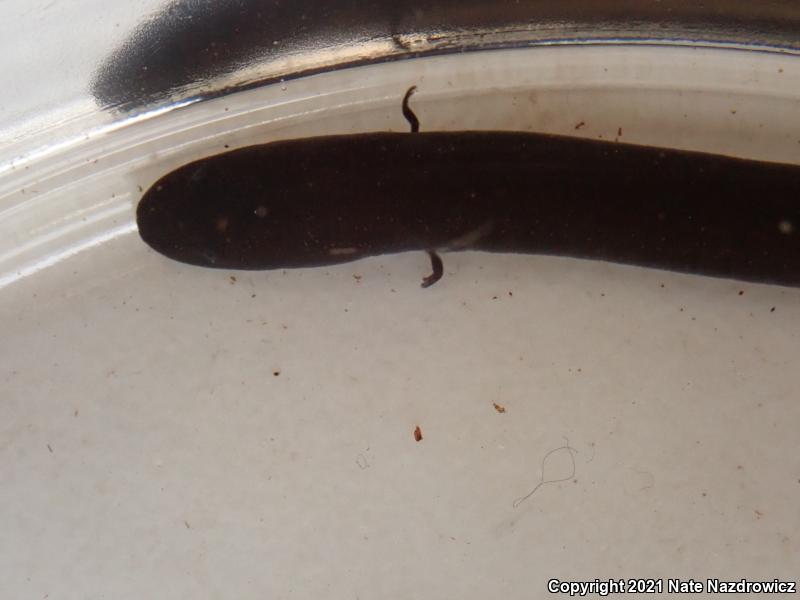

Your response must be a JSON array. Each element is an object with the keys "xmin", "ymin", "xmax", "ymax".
[{"xmin": 421, "ymin": 250, "xmax": 444, "ymax": 288}]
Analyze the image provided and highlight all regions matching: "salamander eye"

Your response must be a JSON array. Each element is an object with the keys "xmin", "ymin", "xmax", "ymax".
[{"xmin": 214, "ymin": 215, "xmax": 230, "ymax": 233}]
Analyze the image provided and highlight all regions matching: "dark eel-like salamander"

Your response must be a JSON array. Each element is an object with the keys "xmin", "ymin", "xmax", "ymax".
[{"xmin": 137, "ymin": 87, "xmax": 800, "ymax": 287}]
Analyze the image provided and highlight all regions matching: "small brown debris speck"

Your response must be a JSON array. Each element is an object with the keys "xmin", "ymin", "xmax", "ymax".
[
  {"xmin": 229, "ymin": 275, "xmax": 236, "ymax": 284},
  {"xmin": 47, "ymin": 444, "xmax": 53, "ymax": 453},
  {"xmin": 414, "ymin": 426, "xmax": 423, "ymax": 442},
  {"xmin": 251, "ymin": 294, "xmax": 256, "ymax": 298},
  {"xmin": 184, "ymin": 520, "xmax": 191, "ymax": 529},
  {"xmin": 137, "ymin": 185, "xmax": 143, "ymax": 193},
  {"xmin": 493, "ymin": 402, "xmax": 506, "ymax": 413},
  {"xmin": 492, "ymin": 295, "xmax": 498, "ymax": 300},
  {"xmin": 74, "ymin": 410, "xmax": 79, "ymax": 418},
  {"xmin": 754, "ymin": 509, "xmax": 764, "ymax": 519},
  {"xmin": 738, "ymin": 290, "xmax": 744, "ymax": 296},
  {"xmin": 617, "ymin": 127, "xmax": 623, "ymax": 137},
  {"xmin": 353, "ymin": 274, "xmax": 362, "ymax": 281},
  {"xmin": 770, "ymin": 306, "xmax": 775, "ymax": 312},
  {"xmin": 737, "ymin": 465, "xmax": 744, "ymax": 470},
  {"xmin": 730, "ymin": 109, "xmax": 737, "ymax": 115},
  {"xmin": 508, "ymin": 291, "xmax": 513, "ymax": 297},
  {"xmin": 574, "ymin": 121, "xmax": 585, "ymax": 130},
  {"xmin": 273, "ymin": 370, "xmax": 281, "ymax": 376}
]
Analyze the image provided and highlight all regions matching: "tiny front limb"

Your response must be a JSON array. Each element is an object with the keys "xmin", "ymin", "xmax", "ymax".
[
  {"xmin": 402, "ymin": 86, "xmax": 419, "ymax": 133},
  {"xmin": 421, "ymin": 250, "xmax": 444, "ymax": 288}
]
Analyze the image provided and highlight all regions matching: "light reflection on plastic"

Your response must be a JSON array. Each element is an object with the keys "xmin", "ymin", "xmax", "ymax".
[
  {"xmin": 0, "ymin": 221, "xmax": 137, "ymax": 289},
  {"xmin": 3, "ymin": 201, "xmax": 131, "ymax": 264},
  {"xmin": 0, "ymin": 99, "xmax": 199, "ymax": 178}
]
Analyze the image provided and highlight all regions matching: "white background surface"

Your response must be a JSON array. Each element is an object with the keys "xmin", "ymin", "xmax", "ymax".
[{"xmin": 2, "ymin": 47, "xmax": 799, "ymax": 598}]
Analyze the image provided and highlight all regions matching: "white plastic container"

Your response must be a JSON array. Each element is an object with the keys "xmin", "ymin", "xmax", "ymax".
[{"xmin": 2, "ymin": 3, "xmax": 799, "ymax": 597}]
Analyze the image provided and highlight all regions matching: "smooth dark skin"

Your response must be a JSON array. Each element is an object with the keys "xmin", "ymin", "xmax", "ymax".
[{"xmin": 138, "ymin": 87, "xmax": 800, "ymax": 287}]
